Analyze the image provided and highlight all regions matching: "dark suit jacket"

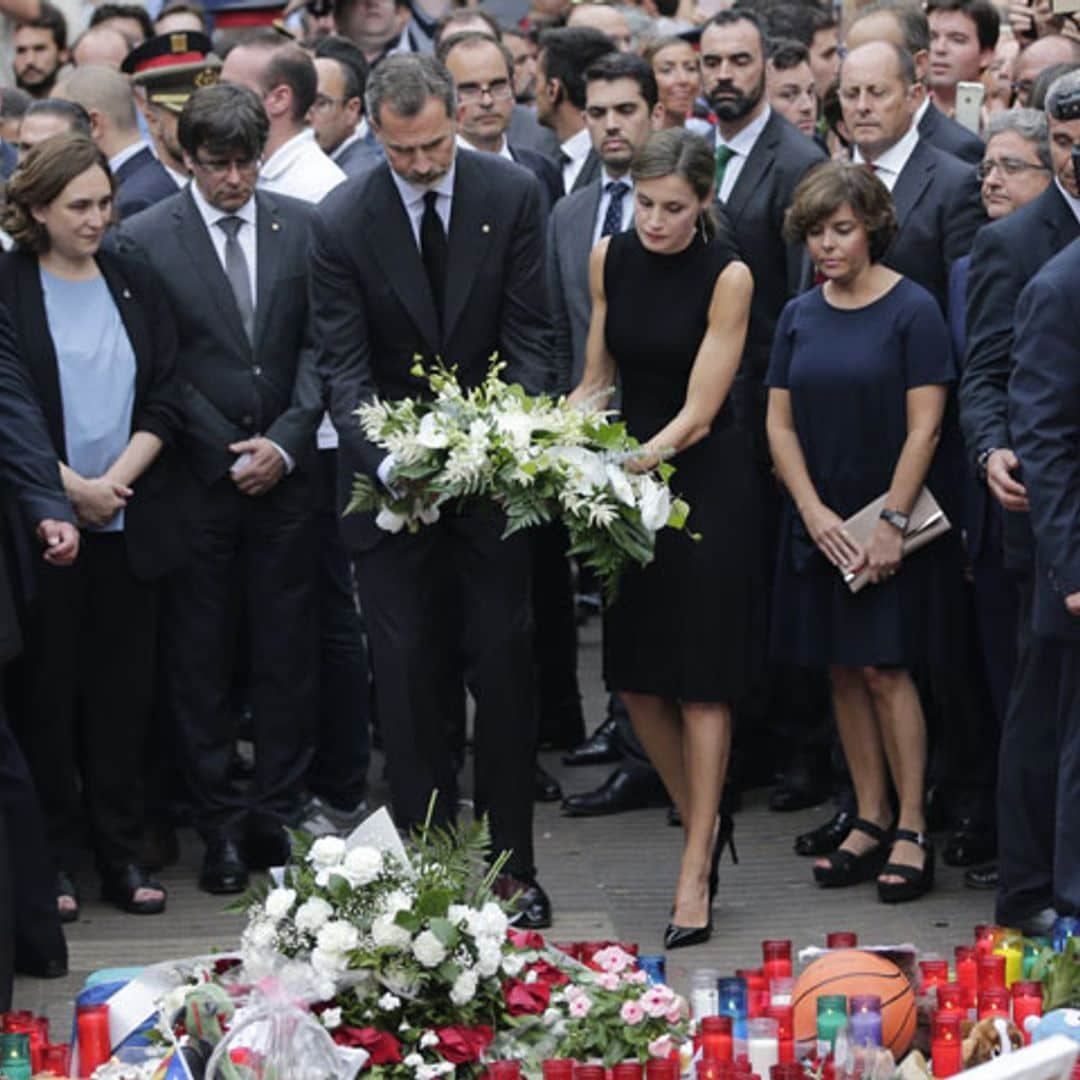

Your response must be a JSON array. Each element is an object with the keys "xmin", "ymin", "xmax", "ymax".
[
  {"xmin": 113, "ymin": 145, "xmax": 179, "ymax": 221},
  {"xmin": 919, "ymin": 102, "xmax": 985, "ymax": 164},
  {"xmin": 508, "ymin": 105, "xmax": 560, "ymax": 160},
  {"xmin": 0, "ymin": 141, "xmax": 16, "ymax": 181},
  {"xmin": 114, "ymin": 188, "xmax": 322, "ymax": 486},
  {"xmin": 508, "ymin": 142, "xmax": 562, "ymax": 217},
  {"xmin": 0, "ymin": 303, "xmax": 73, "ymax": 663},
  {"xmin": 714, "ymin": 110, "xmax": 825, "ymax": 438},
  {"xmin": 1008, "ymin": 236, "xmax": 1080, "ymax": 642},
  {"xmin": 571, "ymin": 148, "xmax": 601, "ymax": 194},
  {"xmin": 311, "ymin": 149, "xmax": 554, "ymax": 550},
  {"xmin": 959, "ymin": 183, "xmax": 1080, "ymax": 569},
  {"xmin": 0, "ymin": 248, "xmax": 189, "ymax": 581},
  {"xmin": 880, "ymin": 138, "xmax": 987, "ymax": 314},
  {"xmin": 333, "ymin": 135, "xmax": 380, "ymax": 178}
]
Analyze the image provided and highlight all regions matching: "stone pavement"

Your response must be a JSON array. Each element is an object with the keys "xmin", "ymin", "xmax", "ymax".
[{"xmin": 11, "ymin": 616, "xmax": 995, "ymax": 1030}]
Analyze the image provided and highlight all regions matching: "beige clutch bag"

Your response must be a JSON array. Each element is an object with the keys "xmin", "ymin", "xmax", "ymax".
[{"xmin": 841, "ymin": 488, "xmax": 951, "ymax": 593}]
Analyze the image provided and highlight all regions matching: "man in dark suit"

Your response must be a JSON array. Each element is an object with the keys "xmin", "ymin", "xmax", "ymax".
[
  {"xmin": 960, "ymin": 70, "xmax": 1080, "ymax": 931},
  {"xmin": 116, "ymin": 83, "xmax": 321, "ymax": 895},
  {"xmin": 845, "ymin": 0, "xmax": 985, "ymax": 165},
  {"xmin": 842, "ymin": 41, "xmax": 987, "ymax": 311},
  {"xmin": 439, "ymin": 32, "xmax": 562, "ymax": 215},
  {"xmin": 311, "ymin": 54, "xmax": 554, "ymax": 927},
  {"xmin": 312, "ymin": 36, "xmax": 380, "ymax": 179},
  {"xmin": 534, "ymin": 26, "xmax": 615, "ymax": 194},
  {"xmin": 56, "ymin": 65, "xmax": 177, "ymax": 219},
  {"xmin": 1008, "ymin": 235, "xmax": 1080, "ymax": 925},
  {"xmin": 700, "ymin": 7, "xmax": 832, "ymax": 815},
  {"xmin": 0, "ymin": 303, "xmax": 79, "ymax": 1008}
]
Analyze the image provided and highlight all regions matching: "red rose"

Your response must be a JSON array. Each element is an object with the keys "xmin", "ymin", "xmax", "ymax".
[
  {"xmin": 507, "ymin": 929, "xmax": 546, "ymax": 950},
  {"xmin": 525, "ymin": 960, "xmax": 570, "ymax": 988},
  {"xmin": 213, "ymin": 957, "xmax": 242, "ymax": 976},
  {"xmin": 436, "ymin": 1025, "xmax": 494, "ymax": 1064},
  {"xmin": 332, "ymin": 1026, "xmax": 403, "ymax": 1065},
  {"xmin": 503, "ymin": 978, "xmax": 551, "ymax": 1016}
]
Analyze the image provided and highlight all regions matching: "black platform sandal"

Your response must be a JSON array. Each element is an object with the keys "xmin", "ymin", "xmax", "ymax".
[
  {"xmin": 812, "ymin": 817, "xmax": 892, "ymax": 887},
  {"xmin": 101, "ymin": 864, "xmax": 167, "ymax": 915},
  {"xmin": 877, "ymin": 829, "xmax": 935, "ymax": 904}
]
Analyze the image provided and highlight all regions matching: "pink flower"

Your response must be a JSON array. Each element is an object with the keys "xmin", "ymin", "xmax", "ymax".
[
  {"xmin": 596, "ymin": 973, "xmax": 621, "ymax": 992},
  {"xmin": 620, "ymin": 1001, "xmax": 645, "ymax": 1026},
  {"xmin": 665, "ymin": 1004, "xmax": 682, "ymax": 1025},
  {"xmin": 568, "ymin": 995, "xmax": 593, "ymax": 1019},
  {"xmin": 640, "ymin": 985, "xmax": 675, "ymax": 1018},
  {"xmin": 648, "ymin": 1036, "xmax": 673, "ymax": 1059},
  {"xmin": 592, "ymin": 946, "xmax": 635, "ymax": 974},
  {"xmin": 624, "ymin": 970, "xmax": 648, "ymax": 985}
]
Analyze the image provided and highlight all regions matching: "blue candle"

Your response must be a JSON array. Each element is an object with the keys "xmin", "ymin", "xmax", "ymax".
[
  {"xmin": 718, "ymin": 977, "xmax": 749, "ymax": 1040},
  {"xmin": 848, "ymin": 995, "xmax": 882, "ymax": 1048}
]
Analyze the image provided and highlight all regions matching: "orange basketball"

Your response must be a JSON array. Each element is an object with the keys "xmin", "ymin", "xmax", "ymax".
[{"xmin": 791, "ymin": 950, "xmax": 917, "ymax": 1056}]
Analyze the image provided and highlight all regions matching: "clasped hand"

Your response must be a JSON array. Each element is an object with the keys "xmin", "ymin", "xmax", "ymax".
[
  {"xmin": 70, "ymin": 474, "xmax": 132, "ymax": 529},
  {"xmin": 804, "ymin": 504, "xmax": 903, "ymax": 584},
  {"xmin": 229, "ymin": 437, "xmax": 286, "ymax": 496}
]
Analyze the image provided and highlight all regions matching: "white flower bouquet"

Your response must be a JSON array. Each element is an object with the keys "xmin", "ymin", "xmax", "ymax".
[{"xmin": 347, "ymin": 360, "xmax": 693, "ymax": 600}]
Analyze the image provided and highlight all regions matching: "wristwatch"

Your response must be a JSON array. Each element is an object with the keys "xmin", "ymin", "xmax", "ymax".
[
  {"xmin": 879, "ymin": 507, "xmax": 910, "ymax": 533},
  {"xmin": 977, "ymin": 446, "xmax": 1003, "ymax": 481}
]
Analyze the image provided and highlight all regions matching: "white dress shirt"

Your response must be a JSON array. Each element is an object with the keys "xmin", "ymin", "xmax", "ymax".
[
  {"xmin": 715, "ymin": 104, "xmax": 771, "ymax": 203},
  {"xmin": 852, "ymin": 120, "xmax": 921, "ymax": 193},
  {"xmin": 257, "ymin": 128, "xmax": 346, "ymax": 204},
  {"xmin": 560, "ymin": 126, "xmax": 592, "ymax": 194},
  {"xmin": 108, "ymin": 139, "xmax": 150, "ymax": 174},
  {"xmin": 389, "ymin": 159, "xmax": 456, "ymax": 246},
  {"xmin": 1056, "ymin": 177, "xmax": 1080, "ymax": 226},
  {"xmin": 190, "ymin": 182, "xmax": 295, "ymax": 472},
  {"xmin": 456, "ymin": 133, "xmax": 514, "ymax": 161},
  {"xmin": 592, "ymin": 168, "xmax": 635, "ymax": 246}
]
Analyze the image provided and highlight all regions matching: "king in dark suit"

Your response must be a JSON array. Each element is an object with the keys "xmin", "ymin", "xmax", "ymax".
[
  {"xmin": 116, "ymin": 83, "xmax": 322, "ymax": 895},
  {"xmin": 312, "ymin": 55, "xmax": 555, "ymax": 928}
]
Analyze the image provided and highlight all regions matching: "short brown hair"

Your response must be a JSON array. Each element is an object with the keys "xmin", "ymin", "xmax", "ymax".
[
  {"xmin": 2, "ymin": 134, "xmax": 115, "ymax": 253},
  {"xmin": 784, "ymin": 161, "xmax": 898, "ymax": 262}
]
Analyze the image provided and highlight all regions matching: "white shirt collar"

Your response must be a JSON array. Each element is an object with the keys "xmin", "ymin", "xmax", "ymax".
[
  {"xmin": 388, "ymin": 157, "xmax": 457, "ymax": 211},
  {"xmin": 189, "ymin": 177, "xmax": 257, "ymax": 232},
  {"xmin": 717, "ymin": 103, "xmax": 771, "ymax": 156},
  {"xmin": 331, "ymin": 131, "xmax": 362, "ymax": 162},
  {"xmin": 109, "ymin": 139, "xmax": 149, "ymax": 173},
  {"xmin": 260, "ymin": 128, "xmax": 318, "ymax": 181},
  {"xmin": 1055, "ymin": 177, "xmax": 1080, "ymax": 225},
  {"xmin": 600, "ymin": 166, "xmax": 632, "ymax": 191},
  {"xmin": 914, "ymin": 96, "xmax": 931, "ymax": 128},
  {"xmin": 560, "ymin": 125, "xmax": 592, "ymax": 164},
  {"xmin": 852, "ymin": 119, "xmax": 920, "ymax": 182},
  {"xmin": 455, "ymin": 132, "xmax": 513, "ymax": 160}
]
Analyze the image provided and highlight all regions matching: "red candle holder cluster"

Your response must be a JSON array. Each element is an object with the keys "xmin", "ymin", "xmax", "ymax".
[{"xmin": 0, "ymin": 1010, "xmax": 67, "ymax": 1075}]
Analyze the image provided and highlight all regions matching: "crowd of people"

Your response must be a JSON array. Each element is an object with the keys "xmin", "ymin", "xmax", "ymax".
[{"xmin": 0, "ymin": 0, "xmax": 1078, "ymax": 1007}]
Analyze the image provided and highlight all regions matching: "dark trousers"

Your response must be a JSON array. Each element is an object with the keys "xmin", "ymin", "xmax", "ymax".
[
  {"xmin": 0, "ymin": 691, "xmax": 66, "ymax": 1010},
  {"xmin": 354, "ymin": 510, "xmax": 537, "ymax": 877},
  {"xmin": 997, "ymin": 577, "xmax": 1063, "ymax": 923},
  {"xmin": 308, "ymin": 450, "xmax": 371, "ymax": 811},
  {"xmin": 167, "ymin": 474, "xmax": 317, "ymax": 838},
  {"xmin": 1055, "ymin": 641, "xmax": 1080, "ymax": 915},
  {"xmin": 14, "ymin": 533, "xmax": 157, "ymax": 874}
]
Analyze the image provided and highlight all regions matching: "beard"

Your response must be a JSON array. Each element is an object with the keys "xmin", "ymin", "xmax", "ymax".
[
  {"xmin": 707, "ymin": 73, "xmax": 764, "ymax": 122},
  {"xmin": 15, "ymin": 64, "xmax": 59, "ymax": 97}
]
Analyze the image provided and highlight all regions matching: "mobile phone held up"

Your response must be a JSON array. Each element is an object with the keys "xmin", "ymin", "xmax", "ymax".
[{"xmin": 955, "ymin": 81, "xmax": 985, "ymax": 135}]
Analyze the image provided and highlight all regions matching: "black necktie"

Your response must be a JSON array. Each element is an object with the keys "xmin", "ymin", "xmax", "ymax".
[{"xmin": 420, "ymin": 190, "xmax": 447, "ymax": 326}]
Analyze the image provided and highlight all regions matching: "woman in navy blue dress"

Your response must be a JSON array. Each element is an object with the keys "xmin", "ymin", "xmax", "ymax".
[{"xmin": 766, "ymin": 162, "xmax": 959, "ymax": 903}]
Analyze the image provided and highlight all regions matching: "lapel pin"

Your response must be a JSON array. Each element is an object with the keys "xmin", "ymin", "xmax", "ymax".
[
  {"xmin": 122, "ymin": 287, "xmax": 132, "ymax": 299},
  {"xmin": 271, "ymin": 221, "xmax": 281, "ymax": 232},
  {"xmin": 482, "ymin": 223, "xmax": 491, "ymax": 234}
]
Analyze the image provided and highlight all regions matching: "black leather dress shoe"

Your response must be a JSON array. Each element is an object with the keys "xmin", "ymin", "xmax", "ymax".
[
  {"xmin": 561, "ymin": 762, "xmax": 668, "ymax": 816},
  {"xmin": 199, "ymin": 836, "xmax": 249, "ymax": 895},
  {"xmin": 795, "ymin": 809, "xmax": 853, "ymax": 856},
  {"xmin": 944, "ymin": 820, "xmax": 997, "ymax": 867},
  {"xmin": 535, "ymin": 764, "xmax": 562, "ymax": 802},
  {"xmin": 964, "ymin": 863, "xmax": 998, "ymax": 890},
  {"xmin": 561, "ymin": 718, "xmax": 622, "ymax": 767},
  {"xmin": 494, "ymin": 873, "xmax": 552, "ymax": 929}
]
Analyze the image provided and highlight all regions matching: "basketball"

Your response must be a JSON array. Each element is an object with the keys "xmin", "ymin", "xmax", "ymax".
[{"xmin": 791, "ymin": 950, "xmax": 917, "ymax": 1056}]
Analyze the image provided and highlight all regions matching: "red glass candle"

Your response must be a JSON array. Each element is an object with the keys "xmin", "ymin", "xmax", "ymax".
[
  {"xmin": 955, "ymin": 946, "xmax": 978, "ymax": 999},
  {"xmin": 979, "ymin": 987, "xmax": 1011, "ymax": 1019},
  {"xmin": 932, "ymin": 1012, "xmax": 963, "ymax": 1078},
  {"xmin": 975, "ymin": 925, "xmax": 1000, "ymax": 957},
  {"xmin": 770, "ymin": 1066, "xmax": 804, "ymax": 1080},
  {"xmin": 544, "ymin": 1060, "xmax": 575, "ymax": 1080},
  {"xmin": 2, "ymin": 1012, "xmax": 32, "ymax": 1034},
  {"xmin": 76, "ymin": 1003, "xmax": 111, "ymax": 1079},
  {"xmin": 490, "ymin": 1062, "xmax": 523, "ymax": 1080},
  {"xmin": 1012, "ymin": 981, "xmax": 1044, "ymax": 1042},
  {"xmin": 613, "ymin": 1065, "xmax": 643, "ymax": 1080},
  {"xmin": 41, "ymin": 1043, "xmax": 71, "ymax": 1076},
  {"xmin": 762, "ymin": 942, "xmax": 793, "ymax": 981},
  {"xmin": 919, "ymin": 959, "xmax": 949, "ymax": 993},
  {"xmin": 765, "ymin": 1005, "xmax": 794, "ymax": 1064},
  {"xmin": 938, "ymin": 982, "xmax": 965, "ymax": 1013},
  {"xmin": 737, "ymin": 969, "xmax": 768, "ymax": 1019},
  {"xmin": 826, "ymin": 933, "xmax": 857, "ymax": 949},
  {"xmin": 645, "ymin": 1059, "xmax": 679, "ymax": 1080},
  {"xmin": 702, "ymin": 1015, "xmax": 734, "ymax": 1063},
  {"xmin": 699, "ymin": 1063, "xmax": 726, "ymax": 1080},
  {"xmin": 978, "ymin": 953, "xmax": 1007, "ymax": 992},
  {"xmin": 30, "ymin": 1017, "xmax": 48, "ymax": 1073},
  {"xmin": 575, "ymin": 1066, "xmax": 606, "ymax": 1080}
]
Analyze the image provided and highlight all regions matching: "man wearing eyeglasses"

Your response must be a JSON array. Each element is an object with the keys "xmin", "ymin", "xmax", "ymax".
[
  {"xmin": 438, "ymin": 31, "xmax": 562, "ymax": 214},
  {"xmin": 116, "ymin": 82, "xmax": 323, "ymax": 897},
  {"xmin": 960, "ymin": 70, "xmax": 1080, "ymax": 936}
]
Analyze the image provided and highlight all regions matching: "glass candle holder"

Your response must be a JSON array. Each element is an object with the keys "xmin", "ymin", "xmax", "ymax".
[
  {"xmin": 975, "ymin": 925, "xmax": 999, "ymax": 957},
  {"xmin": 638, "ymin": 955, "xmax": 667, "ymax": 986},
  {"xmin": 614, "ymin": 1063, "xmax": 644, "ymax": 1080},
  {"xmin": 1012, "ymin": 981, "xmax": 1044, "ymax": 1042},
  {"xmin": 736, "ymin": 970, "xmax": 768, "ymax": 1019},
  {"xmin": 932, "ymin": 1012, "xmax": 963, "ymax": 1078},
  {"xmin": 698, "ymin": 1062, "xmax": 727, "ymax": 1080},
  {"xmin": 978, "ymin": 987, "xmax": 1011, "ymax": 1020},
  {"xmin": 769, "ymin": 977, "xmax": 794, "ymax": 1007},
  {"xmin": 762, "ymin": 942, "xmax": 793, "ymax": 981},
  {"xmin": 826, "ymin": 933, "xmax": 857, "ymax": 949},
  {"xmin": 645, "ymin": 1058, "xmax": 679, "ymax": 1080},
  {"xmin": 692, "ymin": 969, "xmax": 722, "ymax": 1019},
  {"xmin": 718, "ymin": 978, "xmax": 749, "ymax": 1041},
  {"xmin": 0, "ymin": 1032, "xmax": 32, "ymax": 1080},
  {"xmin": 816, "ymin": 995, "xmax": 847, "ymax": 1055},
  {"xmin": 543, "ymin": 1061, "xmax": 575, "ymax": 1080},
  {"xmin": 702, "ymin": 1015, "xmax": 734, "ymax": 1063},
  {"xmin": 978, "ymin": 953, "xmax": 1007, "ymax": 992},
  {"xmin": 575, "ymin": 1066, "xmax": 606, "ymax": 1080},
  {"xmin": 849, "ymin": 995, "xmax": 882, "ymax": 1048},
  {"xmin": 490, "ymin": 1061, "xmax": 523, "ymax": 1080},
  {"xmin": 75, "ymin": 1003, "xmax": 111, "ymax": 1079},
  {"xmin": 954, "ymin": 945, "xmax": 978, "ymax": 998},
  {"xmin": 919, "ymin": 959, "xmax": 949, "ymax": 994},
  {"xmin": 938, "ymin": 982, "xmax": 966, "ymax": 1013},
  {"xmin": 40, "ymin": 1043, "xmax": 71, "ymax": 1077},
  {"xmin": 747, "ymin": 1017, "xmax": 779, "ymax": 1080},
  {"xmin": 1052, "ymin": 917, "xmax": 1080, "ymax": 954}
]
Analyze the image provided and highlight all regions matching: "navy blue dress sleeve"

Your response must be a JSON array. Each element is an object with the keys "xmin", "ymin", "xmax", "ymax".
[
  {"xmin": 901, "ymin": 283, "xmax": 956, "ymax": 389},
  {"xmin": 765, "ymin": 298, "xmax": 798, "ymax": 390}
]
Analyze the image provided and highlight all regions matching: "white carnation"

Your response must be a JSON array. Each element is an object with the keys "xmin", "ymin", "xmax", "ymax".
[
  {"xmin": 309, "ymin": 835, "xmax": 346, "ymax": 869},
  {"xmin": 502, "ymin": 953, "xmax": 526, "ymax": 977},
  {"xmin": 476, "ymin": 937, "xmax": 502, "ymax": 977},
  {"xmin": 372, "ymin": 913, "xmax": 411, "ymax": 950},
  {"xmin": 412, "ymin": 930, "xmax": 448, "ymax": 968},
  {"xmin": 420, "ymin": 1031, "xmax": 440, "ymax": 1049},
  {"xmin": 321, "ymin": 1008, "xmax": 342, "ymax": 1030},
  {"xmin": 294, "ymin": 896, "xmax": 334, "ymax": 934},
  {"xmin": 378, "ymin": 992, "xmax": 402, "ymax": 1011},
  {"xmin": 311, "ymin": 947, "xmax": 350, "ymax": 975},
  {"xmin": 244, "ymin": 917, "xmax": 277, "ymax": 953},
  {"xmin": 381, "ymin": 889, "xmax": 413, "ymax": 915},
  {"xmin": 405, "ymin": 1054, "xmax": 425, "ymax": 1068},
  {"xmin": 447, "ymin": 904, "xmax": 471, "ymax": 925},
  {"xmin": 478, "ymin": 901, "xmax": 509, "ymax": 939},
  {"xmin": 264, "ymin": 887, "xmax": 296, "ymax": 922},
  {"xmin": 450, "ymin": 969, "xmax": 478, "ymax": 1006},
  {"xmin": 342, "ymin": 845, "xmax": 383, "ymax": 885},
  {"xmin": 317, "ymin": 920, "xmax": 360, "ymax": 957}
]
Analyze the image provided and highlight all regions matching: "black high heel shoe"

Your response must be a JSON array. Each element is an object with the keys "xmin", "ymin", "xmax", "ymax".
[
  {"xmin": 665, "ymin": 815, "xmax": 739, "ymax": 950},
  {"xmin": 877, "ymin": 829, "xmax": 935, "ymax": 903}
]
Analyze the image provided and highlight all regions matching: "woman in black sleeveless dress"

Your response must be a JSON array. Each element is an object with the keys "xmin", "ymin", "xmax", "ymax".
[{"xmin": 569, "ymin": 130, "xmax": 764, "ymax": 948}]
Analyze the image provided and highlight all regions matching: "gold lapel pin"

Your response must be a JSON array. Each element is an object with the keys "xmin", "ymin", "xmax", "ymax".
[
  {"xmin": 271, "ymin": 221, "xmax": 281, "ymax": 232},
  {"xmin": 122, "ymin": 288, "xmax": 132, "ymax": 299},
  {"xmin": 482, "ymin": 223, "xmax": 491, "ymax": 233}
]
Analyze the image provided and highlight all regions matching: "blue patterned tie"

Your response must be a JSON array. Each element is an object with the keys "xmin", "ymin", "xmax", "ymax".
[{"xmin": 601, "ymin": 180, "xmax": 630, "ymax": 237}]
